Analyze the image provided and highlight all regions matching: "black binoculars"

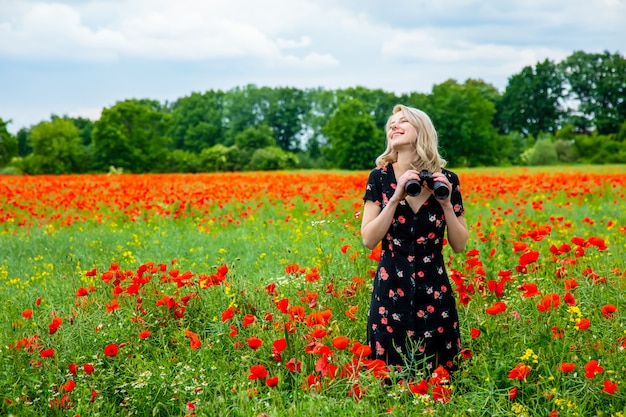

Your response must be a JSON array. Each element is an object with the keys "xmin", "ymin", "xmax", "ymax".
[{"xmin": 405, "ymin": 170, "xmax": 450, "ymax": 201}]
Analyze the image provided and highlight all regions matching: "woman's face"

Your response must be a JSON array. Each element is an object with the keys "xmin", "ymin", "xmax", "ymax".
[{"xmin": 387, "ymin": 112, "xmax": 417, "ymax": 149}]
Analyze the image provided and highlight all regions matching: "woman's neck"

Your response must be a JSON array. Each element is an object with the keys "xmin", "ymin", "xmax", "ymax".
[{"xmin": 394, "ymin": 153, "xmax": 420, "ymax": 174}]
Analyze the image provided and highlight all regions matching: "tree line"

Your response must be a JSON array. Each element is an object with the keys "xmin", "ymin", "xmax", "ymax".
[{"xmin": 0, "ymin": 50, "xmax": 624, "ymax": 175}]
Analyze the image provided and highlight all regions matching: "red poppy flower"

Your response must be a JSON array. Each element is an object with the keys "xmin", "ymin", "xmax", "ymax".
[
  {"xmin": 68, "ymin": 363, "xmax": 78, "ymax": 374},
  {"xmin": 601, "ymin": 304, "xmax": 617, "ymax": 319},
  {"xmin": 272, "ymin": 338, "xmax": 287, "ymax": 354},
  {"xmin": 485, "ymin": 301, "xmax": 507, "ymax": 315},
  {"xmin": 409, "ymin": 379, "xmax": 428, "ymax": 395},
  {"xmin": 508, "ymin": 363, "xmax": 531, "ymax": 381},
  {"xmin": 266, "ymin": 376, "xmax": 279, "ymax": 388},
  {"xmin": 602, "ymin": 380, "xmax": 618, "ymax": 395},
  {"xmin": 584, "ymin": 359, "xmax": 604, "ymax": 378},
  {"xmin": 184, "ymin": 330, "xmax": 202, "ymax": 349},
  {"xmin": 286, "ymin": 358, "xmax": 302, "ymax": 373},
  {"xmin": 518, "ymin": 249, "xmax": 540, "ymax": 266},
  {"xmin": 104, "ymin": 343, "xmax": 119, "ymax": 357},
  {"xmin": 460, "ymin": 348, "xmax": 473, "ymax": 359},
  {"xmin": 537, "ymin": 293, "xmax": 560, "ymax": 312},
  {"xmin": 83, "ymin": 363, "xmax": 95, "ymax": 375},
  {"xmin": 221, "ymin": 306, "xmax": 235, "ymax": 322},
  {"xmin": 21, "ymin": 309, "xmax": 33, "ymax": 319},
  {"xmin": 242, "ymin": 314, "xmax": 256, "ymax": 328},
  {"xmin": 551, "ymin": 326, "xmax": 564, "ymax": 339},
  {"xmin": 512, "ymin": 242, "xmax": 528, "ymax": 253},
  {"xmin": 75, "ymin": 287, "xmax": 89, "ymax": 297},
  {"xmin": 575, "ymin": 318, "xmax": 590, "ymax": 330},
  {"xmin": 563, "ymin": 292, "xmax": 576, "ymax": 306},
  {"xmin": 138, "ymin": 330, "xmax": 151, "ymax": 339},
  {"xmin": 508, "ymin": 387, "xmax": 518, "ymax": 400},
  {"xmin": 49, "ymin": 317, "xmax": 63, "ymax": 334},
  {"xmin": 248, "ymin": 364, "xmax": 268, "ymax": 380},
  {"xmin": 247, "ymin": 336, "xmax": 263, "ymax": 350},
  {"xmin": 61, "ymin": 379, "xmax": 75, "ymax": 393},
  {"xmin": 470, "ymin": 327, "xmax": 481, "ymax": 339},
  {"xmin": 518, "ymin": 282, "xmax": 541, "ymax": 298},
  {"xmin": 432, "ymin": 385, "xmax": 451, "ymax": 404},
  {"xmin": 40, "ymin": 348, "xmax": 55, "ymax": 358},
  {"xmin": 349, "ymin": 341, "xmax": 371, "ymax": 358},
  {"xmin": 345, "ymin": 305, "xmax": 359, "ymax": 320},
  {"xmin": 105, "ymin": 299, "xmax": 119, "ymax": 312},
  {"xmin": 558, "ymin": 362, "xmax": 576, "ymax": 373},
  {"xmin": 332, "ymin": 336, "xmax": 350, "ymax": 350}
]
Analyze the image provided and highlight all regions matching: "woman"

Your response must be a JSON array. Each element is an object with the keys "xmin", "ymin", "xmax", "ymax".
[{"xmin": 361, "ymin": 104, "xmax": 468, "ymax": 375}]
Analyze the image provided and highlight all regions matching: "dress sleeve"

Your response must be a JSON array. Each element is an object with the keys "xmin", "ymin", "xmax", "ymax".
[
  {"xmin": 446, "ymin": 170, "xmax": 465, "ymax": 217},
  {"xmin": 363, "ymin": 168, "xmax": 383, "ymax": 205}
]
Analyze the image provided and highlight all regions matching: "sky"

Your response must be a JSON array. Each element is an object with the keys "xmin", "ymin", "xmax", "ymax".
[{"xmin": 1, "ymin": 0, "xmax": 625, "ymax": 134}]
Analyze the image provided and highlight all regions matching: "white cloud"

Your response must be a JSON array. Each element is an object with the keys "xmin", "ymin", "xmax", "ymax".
[{"xmin": 0, "ymin": 0, "xmax": 624, "ymax": 132}]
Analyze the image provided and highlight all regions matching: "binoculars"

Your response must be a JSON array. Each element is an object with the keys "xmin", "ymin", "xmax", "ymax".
[{"xmin": 405, "ymin": 170, "xmax": 450, "ymax": 201}]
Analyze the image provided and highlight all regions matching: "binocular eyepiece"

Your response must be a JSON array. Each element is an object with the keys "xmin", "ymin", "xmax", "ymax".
[{"xmin": 405, "ymin": 170, "xmax": 450, "ymax": 201}]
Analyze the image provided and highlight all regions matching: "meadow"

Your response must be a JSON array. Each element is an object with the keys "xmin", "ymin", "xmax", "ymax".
[{"xmin": 0, "ymin": 166, "xmax": 625, "ymax": 417}]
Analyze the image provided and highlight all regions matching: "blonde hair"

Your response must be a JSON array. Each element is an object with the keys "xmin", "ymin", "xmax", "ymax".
[{"xmin": 375, "ymin": 104, "xmax": 447, "ymax": 172}]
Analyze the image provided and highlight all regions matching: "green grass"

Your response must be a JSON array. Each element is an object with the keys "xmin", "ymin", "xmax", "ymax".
[{"xmin": 0, "ymin": 167, "xmax": 625, "ymax": 417}]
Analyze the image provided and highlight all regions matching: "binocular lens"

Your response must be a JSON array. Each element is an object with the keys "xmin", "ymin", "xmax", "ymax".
[{"xmin": 405, "ymin": 180, "xmax": 421, "ymax": 197}]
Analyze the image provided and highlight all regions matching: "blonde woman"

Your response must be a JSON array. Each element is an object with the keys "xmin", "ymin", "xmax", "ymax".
[{"xmin": 361, "ymin": 104, "xmax": 468, "ymax": 375}]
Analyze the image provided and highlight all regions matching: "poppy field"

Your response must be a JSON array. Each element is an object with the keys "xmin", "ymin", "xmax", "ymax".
[{"xmin": 0, "ymin": 166, "xmax": 625, "ymax": 417}]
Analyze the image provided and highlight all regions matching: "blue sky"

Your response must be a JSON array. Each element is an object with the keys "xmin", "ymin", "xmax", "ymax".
[{"xmin": 1, "ymin": 0, "xmax": 624, "ymax": 133}]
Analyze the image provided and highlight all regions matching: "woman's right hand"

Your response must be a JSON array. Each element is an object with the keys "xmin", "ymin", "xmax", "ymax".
[{"xmin": 393, "ymin": 170, "xmax": 421, "ymax": 202}]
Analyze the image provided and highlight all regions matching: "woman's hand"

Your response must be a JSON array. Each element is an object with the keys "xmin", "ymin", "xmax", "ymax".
[
  {"xmin": 426, "ymin": 171, "xmax": 453, "ymax": 206},
  {"xmin": 393, "ymin": 170, "xmax": 422, "ymax": 202}
]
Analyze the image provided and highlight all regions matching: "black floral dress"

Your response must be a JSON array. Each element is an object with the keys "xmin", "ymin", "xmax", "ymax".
[{"xmin": 363, "ymin": 164, "xmax": 465, "ymax": 373}]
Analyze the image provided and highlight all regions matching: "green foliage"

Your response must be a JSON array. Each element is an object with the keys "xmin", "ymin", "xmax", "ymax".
[
  {"xmin": 429, "ymin": 79, "xmax": 503, "ymax": 167},
  {"xmin": 22, "ymin": 118, "xmax": 85, "ymax": 174},
  {"xmin": 521, "ymin": 137, "xmax": 559, "ymax": 166},
  {"xmin": 91, "ymin": 99, "xmax": 173, "ymax": 173},
  {"xmin": 574, "ymin": 132, "xmax": 626, "ymax": 164},
  {"xmin": 246, "ymin": 146, "xmax": 299, "ymax": 171},
  {"xmin": 0, "ymin": 118, "xmax": 18, "ymax": 167},
  {"xmin": 198, "ymin": 144, "xmax": 237, "ymax": 172},
  {"xmin": 164, "ymin": 149, "xmax": 201, "ymax": 173},
  {"xmin": 553, "ymin": 139, "xmax": 579, "ymax": 163},
  {"xmin": 322, "ymin": 98, "xmax": 383, "ymax": 170},
  {"xmin": 16, "ymin": 128, "xmax": 31, "ymax": 157},
  {"xmin": 498, "ymin": 59, "xmax": 565, "ymax": 136},
  {"xmin": 560, "ymin": 50, "xmax": 626, "ymax": 134},
  {"xmin": 169, "ymin": 90, "xmax": 225, "ymax": 153},
  {"xmin": 263, "ymin": 87, "xmax": 311, "ymax": 152}
]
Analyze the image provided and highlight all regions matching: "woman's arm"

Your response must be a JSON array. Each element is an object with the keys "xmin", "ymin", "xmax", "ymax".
[
  {"xmin": 442, "ymin": 208, "xmax": 468, "ymax": 253},
  {"xmin": 361, "ymin": 199, "xmax": 399, "ymax": 250}
]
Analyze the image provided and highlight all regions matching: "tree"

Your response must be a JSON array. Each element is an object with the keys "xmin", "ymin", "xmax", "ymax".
[
  {"xmin": 322, "ymin": 98, "xmax": 383, "ymax": 170},
  {"xmin": 263, "ymin": 87, "xmax": 311, "ymax": 152},
  {"xmin": 0, "ymin": 118, "xmax": 18, "ymax": 167},
  {"xmin": 498, "ymin": 60, "xmax": 565, "ymax": 136},
  {"xmin": 336, "ymin": 87, "xmax": 400, "ymax": 132},
  {"xmin": 428, "ymin": 79, "xmax": 504, "ymax": 166},
  {"xmin": 222, "ymin": 85, "xmax": 267, "ymax": 146},
  {"xmin": 522, "ymin": 136, "xmax": 559, "ymax": 166},
  {"xmin": 91, "ymin": 99, "xmax": 173, "ymax": 173},
  {"xmin": 560, "ymin": 50, "xmax": 626, "ymax": 134},
  {"xmin": 25, "ymin": 118, "xmax": 84, "ymax": 174},
  {"xmin": 169, "ymin": 90, "xmax": 225, "ymax": 153},
  {"xmin": 233, "ymin": 124, "xmax": 277, "ymax": 170}
]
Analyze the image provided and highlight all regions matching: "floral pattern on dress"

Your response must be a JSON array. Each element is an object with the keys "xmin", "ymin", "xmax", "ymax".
[{"xmin": 363, "ymin": 164, "xmax": 465, "ymax": 373}]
